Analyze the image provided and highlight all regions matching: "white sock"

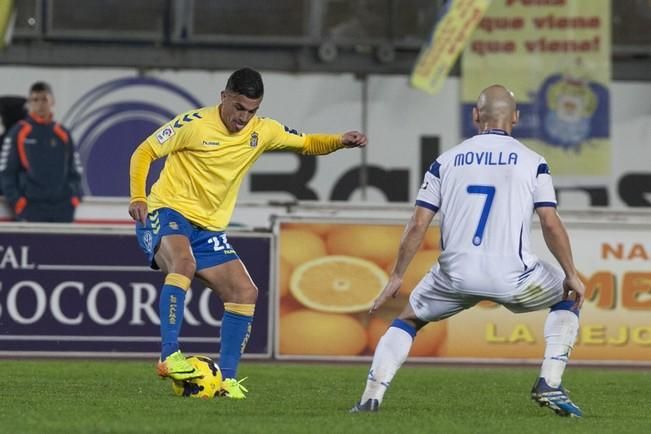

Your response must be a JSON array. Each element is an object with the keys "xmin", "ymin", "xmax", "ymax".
[
  {"xmin": 539, "ymin": 309, "xmax": 579, "ymax": 387},
  {"xmin": 360, "ymin": 325, "xmax": 413, "ymax": 404}
]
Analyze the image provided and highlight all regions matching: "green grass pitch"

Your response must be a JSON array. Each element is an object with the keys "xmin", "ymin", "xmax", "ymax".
[{"xmin": 0, "ymin": 360, "xmax": 649, "ymax": 433}]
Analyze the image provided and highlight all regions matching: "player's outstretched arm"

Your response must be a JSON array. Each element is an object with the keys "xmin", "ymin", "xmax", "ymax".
[
  {"xmin": 298, "ymin": 132, "xmax": 368, "ymax": 155},
  {"xmin": 370, "ymin": 206, "xmax": 436, "ymax": 313},
  {"xmin": 536, "ymin": 206, "xmax": 585, "ymax": 308},
  {"xmin": 128, "ymin": 142, "xmax": 157, "ymax": 225}
]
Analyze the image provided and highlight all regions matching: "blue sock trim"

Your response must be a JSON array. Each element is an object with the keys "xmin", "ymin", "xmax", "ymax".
[
  {"xmin": 550, "ymin": 299, "xmax": 580, "ymax": 316},
  {"xmin": 160, "ymin": 284, "xmax": 186, "ymax": 360},
  {"xmin": 220, "ymin": 311, "xmax": 254, "ymax": 379},
  {"xmin": 390, "ymin": 319, "xmax": 417, "ymax": 338}
]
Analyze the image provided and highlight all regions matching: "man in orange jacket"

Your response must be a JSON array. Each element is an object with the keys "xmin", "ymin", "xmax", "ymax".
[{"xmin": 0, "ymin": 81, "xmax": 83, "ymax": 222}]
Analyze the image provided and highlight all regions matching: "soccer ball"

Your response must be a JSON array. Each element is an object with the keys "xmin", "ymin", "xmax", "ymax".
[{"xmin": 171, "ymin": 355, "xmax": 222, "ymax": 399}]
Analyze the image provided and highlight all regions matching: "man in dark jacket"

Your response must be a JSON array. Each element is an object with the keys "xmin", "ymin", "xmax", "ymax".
[
  {"xmin": 0, "ymin": 82, "xmax": 83, "ymax": 222},
  {"xmin": 0, "ymin": 95, "xmax": 28, "ymax": 196}
]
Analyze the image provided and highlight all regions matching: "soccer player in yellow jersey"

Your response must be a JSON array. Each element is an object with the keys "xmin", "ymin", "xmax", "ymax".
[{"xmin": 128, "ymin": 68, "xmax": 367, "ymax": 399}]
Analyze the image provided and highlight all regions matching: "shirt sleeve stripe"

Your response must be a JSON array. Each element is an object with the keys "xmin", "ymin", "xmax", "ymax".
[
  {"xmin": 536, "ymin": 163, "xmax": 550, "ymax": 177},
  {"xmin": 428, "ymin": 161, "xmax": 441, "ymax": 178},
  {"xmin": 534, "ymin": 201, "xmax": 557, "ymax": 208},
  {"xmin": 415, "ymin": 200, "xmax": 439, "ymax": 212}
]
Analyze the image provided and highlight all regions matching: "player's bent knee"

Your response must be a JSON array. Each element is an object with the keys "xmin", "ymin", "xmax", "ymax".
[
  {"xmin": 219, "ymin": 283, "xmax": 257, "ymax": 304},
  {"xmin": 550, "ymin": 299, "xmax": 580, "ymax": 316},
  {"xmin": 171, "ymin": 256, "xmax": 196, "ymax": 278},
  {"xmin": 238, "ymin": 284, "xmax": 258, "ymax": 304}
]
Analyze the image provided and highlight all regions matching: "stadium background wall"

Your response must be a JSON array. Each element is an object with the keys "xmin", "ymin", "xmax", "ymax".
[{"xmin": 0, "ymin": 67, "xmax": 650, "ymax": 211}]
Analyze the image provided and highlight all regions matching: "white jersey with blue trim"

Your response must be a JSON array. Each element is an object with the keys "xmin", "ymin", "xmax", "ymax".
[{"xmin": 416, "ymin": 130, "xmax": 557, "ymax": 296}]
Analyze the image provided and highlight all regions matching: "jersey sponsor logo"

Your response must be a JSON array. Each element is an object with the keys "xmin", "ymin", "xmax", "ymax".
[
  {"xmin": 202, "ymin": 140, "xmax": 220, "ymax": 146},
  {"xmin": 250, "ymin": 131, "xmax": 259, "ymax": 148},
  {"xmin": 156, "ymin": 125, "xmax": 175, "ymax": 144}
]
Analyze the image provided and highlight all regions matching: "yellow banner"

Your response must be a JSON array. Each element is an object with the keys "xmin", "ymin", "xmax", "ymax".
[
  {"xmin": 275, "ymin": 219, "xmax": 650, "ymax": 362},
  {"xmin": 461, "ymin": 0, "xmax": 611, "ymax": 175},
  {"xmin": 411, "ymin": 0, "xmax": 492, "ymax": 95},
  {"xmin": 0, "ymin": 0, "xmax": 14, "ymax": 49},
  {"xmin": 447, "ymin": 224, "xmax": 651, "ymax": 361}
]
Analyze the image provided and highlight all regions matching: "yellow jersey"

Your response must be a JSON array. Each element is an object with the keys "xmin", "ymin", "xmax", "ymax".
[{"xmin": 140, "ymin": 105, "xmax": 340, "ymax": 230}]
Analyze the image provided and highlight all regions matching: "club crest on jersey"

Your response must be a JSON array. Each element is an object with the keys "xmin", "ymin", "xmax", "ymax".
[
  {"xmin": 169, "ymin": 221, "xmax": 179, "ymax": 230},
  {"xmin": 250, "ymin": 132, "xmax": 259, "ymax": 148},
  {"xmin": 156, "ymin": 125, "xmax": 175, "ymax": 144},
  {"xmin": 142, "ymin": 231, "xmax": 153, "ymax": 253}
]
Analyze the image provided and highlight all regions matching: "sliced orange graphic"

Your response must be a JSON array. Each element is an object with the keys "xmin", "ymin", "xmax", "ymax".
[{"xmin": 290, "ymin": 255, "xmax": 388, "ymax": 313}]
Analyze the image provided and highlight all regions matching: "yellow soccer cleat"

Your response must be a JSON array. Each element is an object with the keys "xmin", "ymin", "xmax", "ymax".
[
  {"xmin": 219, "ymin": 377, "xmax": 249, "ymax": 399},
  {"xmin": 156, "ymin": 350, "xmax": 202, "ymax": 381}
]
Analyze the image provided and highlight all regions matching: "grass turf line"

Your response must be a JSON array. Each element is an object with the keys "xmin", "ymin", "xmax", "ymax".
[{"xmin": 0, "ymin": 360, "xmax": 649, "ymax": 433}]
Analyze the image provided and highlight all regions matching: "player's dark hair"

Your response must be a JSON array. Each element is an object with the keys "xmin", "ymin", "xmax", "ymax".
[
  {"xmin": 29, "ymin": 81, "xmax": 53, "ymax": 95},
  {"xmin": 226, "ymin": 68, "xmax": 264, "ymax": 99}
]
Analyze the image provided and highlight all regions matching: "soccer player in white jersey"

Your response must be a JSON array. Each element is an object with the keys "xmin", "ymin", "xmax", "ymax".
[{"xmin": 351, "ymin": 85, "xmax": 585, "ymax": 417}]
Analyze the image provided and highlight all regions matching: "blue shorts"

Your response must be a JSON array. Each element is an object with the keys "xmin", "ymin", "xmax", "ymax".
[{"xmin": 135, "ymin": 207, "xmax": 239, "ymax": 271}]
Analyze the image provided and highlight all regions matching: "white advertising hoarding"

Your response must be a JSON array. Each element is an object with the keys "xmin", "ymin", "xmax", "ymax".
[{"xmin": 0, "ymin": 67, "xmax": 649, "ymax": 209}]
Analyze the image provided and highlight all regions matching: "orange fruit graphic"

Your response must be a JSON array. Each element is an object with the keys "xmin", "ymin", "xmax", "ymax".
[
  {"xmin": 325, "ymin": 225, "xmax": 404, "ymax": 267},
  {"xmin": 278, "ymin": 256, "xmax": 292, "ymax": 298},
  {"xmin": 384, "ymin": 250, "xmax": 439, "ymax": 296},
  {"xmin": 367, "ymin": 317, "xmax": 390, "ymax": 352},
  {"xmin": 279, "ymin": 295, "xmax": 303, "ymax": 317},
  {"xmin": 423, "ymin": 227, "xmax": 441, "ymax": 250},
  {"xmin": 366, "ymin": 317, "xmax": 447, "ymax": 357},
  {"xmin": 280, "ymin": 229, "xmax": 327, "ymax": 268},
  {"xmin": 410, "ymin": 321, "xmax": 447, "ymax": 357},
  {"xmin": 279, "ymin": 310, "xmax": 367, "ymax": 355},
  {"xmin": 290, "ymin": 255, "xmax": 388, "ymax": 313}
]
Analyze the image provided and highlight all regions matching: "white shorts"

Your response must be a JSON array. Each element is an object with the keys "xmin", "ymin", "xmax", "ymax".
[{"xmin": 409, "ymin": 260, "xmax": 565, "ymax": 322}]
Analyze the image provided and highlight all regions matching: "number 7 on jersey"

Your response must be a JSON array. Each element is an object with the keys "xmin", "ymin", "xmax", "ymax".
[{"xmin": 466, "ymin": 185, "xmax": 495, "ymax": 246}]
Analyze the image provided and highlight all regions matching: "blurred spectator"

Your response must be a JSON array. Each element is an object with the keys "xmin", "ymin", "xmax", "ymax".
[
  {"xmin": 0, "ymin": 96, "xmax": 28, "ymax": 195},
  {"xmin": 326, "ymin": 0, "xmax": 387, "ymax": 41},
  {"xmin": 0, "ymin": 82, "xmax": 83, "ymax": 222}
]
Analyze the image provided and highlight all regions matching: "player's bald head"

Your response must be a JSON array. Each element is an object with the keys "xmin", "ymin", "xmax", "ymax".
[{"xmin": 476, "ymin": 85, "xmax": 517, "ymax": 123}]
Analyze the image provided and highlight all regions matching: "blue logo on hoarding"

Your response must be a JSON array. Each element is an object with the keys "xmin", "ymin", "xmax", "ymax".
[
  {"xmin": 460, "ymin": 73, "xmax": 609, "ymax": 148},
  {"xmin": 62, "ymin": 77, "xmax": 203, "ymax": 196},
  {"xmin": 536, "ymin": 73, "xmax": 608, "ymax": 151}
]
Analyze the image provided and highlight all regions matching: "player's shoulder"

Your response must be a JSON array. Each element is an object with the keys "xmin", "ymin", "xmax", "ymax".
[
  {"xmin": 255, "ymin": 116, "xmax": 281, "ymax": 129},
  {"xmin": 256, "ymin": 116, "xmax": 289, "ymax": 130},
  {"xmin": 156, "ymin": 106, "xmax": 211, "ymax": 140},
  {"xmin": 257, "ymin": 116, "xmax": 304, "ymax": 136},
  {"xmin": 172, "ymin": 106, "xmax": 212, "ymax": 129}
]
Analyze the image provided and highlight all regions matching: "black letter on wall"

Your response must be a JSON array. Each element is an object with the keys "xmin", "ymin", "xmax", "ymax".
[{"xmin": 250, "ymin": 152, "xmax": 319, "ymax": 200}]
